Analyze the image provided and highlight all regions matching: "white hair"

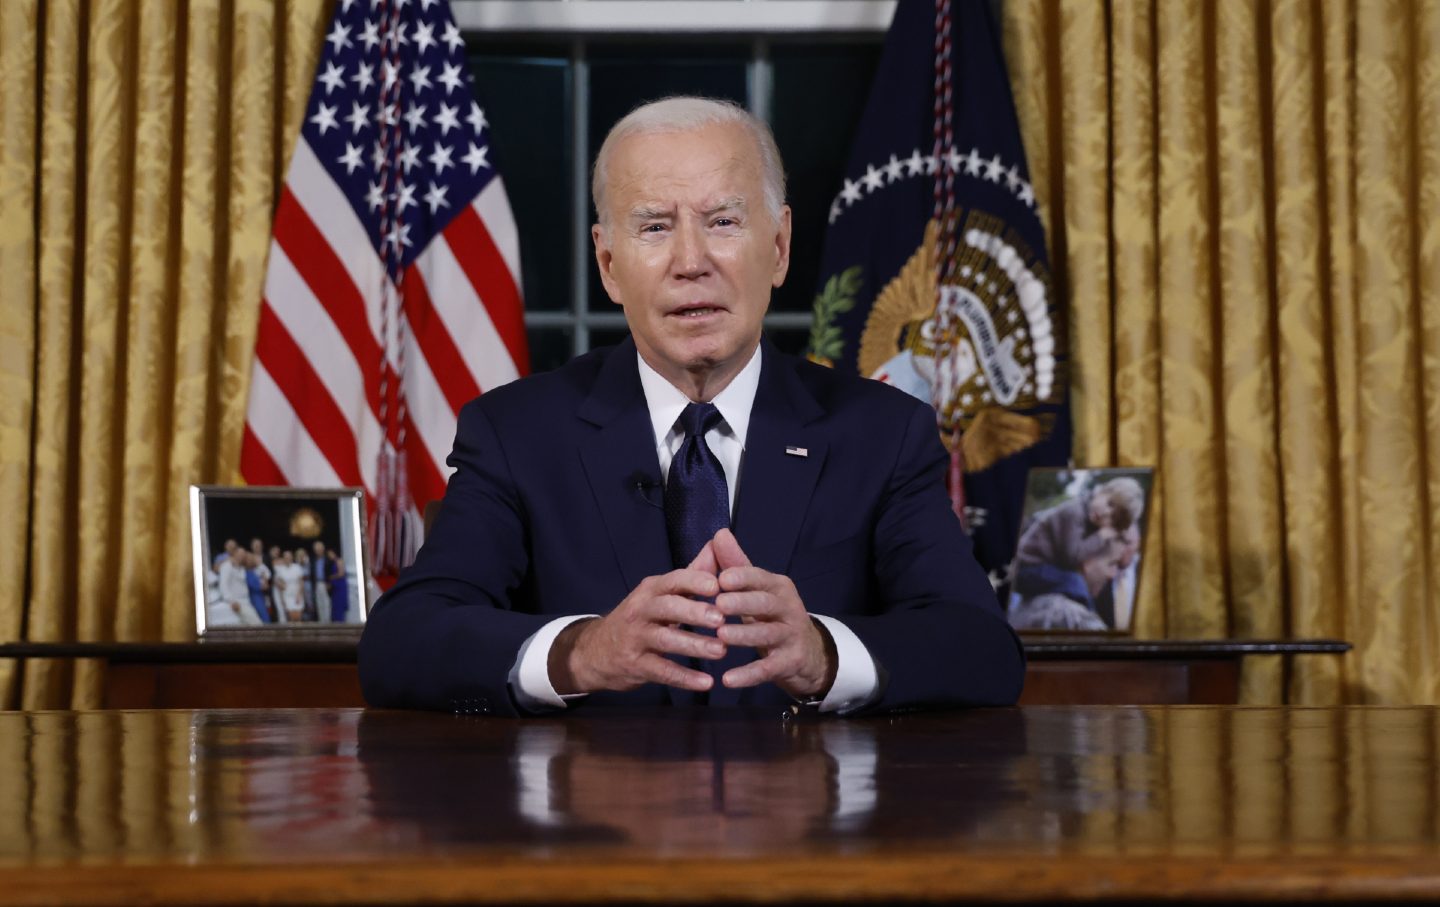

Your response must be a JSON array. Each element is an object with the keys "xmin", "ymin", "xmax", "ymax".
[{"xmin": 591, "ymin": 96, "xmax": 786, "ymax": 231}]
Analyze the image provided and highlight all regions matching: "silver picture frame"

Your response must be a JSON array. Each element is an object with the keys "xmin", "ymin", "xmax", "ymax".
[
  {"xmin": 1006, "ymin": 466, "xmax": 1155, "ymax": 635},
  {"xmin": 189, "ymin": 485, "xmax": 369, "ymax": 638}
]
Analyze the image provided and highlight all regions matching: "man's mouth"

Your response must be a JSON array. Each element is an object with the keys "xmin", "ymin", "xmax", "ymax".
[{"xmin": 670, "ymin": 304, "xmax": 723, "ymax": 318}]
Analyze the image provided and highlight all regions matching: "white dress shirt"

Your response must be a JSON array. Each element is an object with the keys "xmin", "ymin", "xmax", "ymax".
[
  {"xmin": 1111, "ymin": 559, "xmax": 1138, "ymax": 631},
  {"xmin": 217, "ymin": 558, "xmax": 250, "ymax": 608},
  {"xmin": 508, "ymin": 344, "xmax": 881, "ymax": 714}
]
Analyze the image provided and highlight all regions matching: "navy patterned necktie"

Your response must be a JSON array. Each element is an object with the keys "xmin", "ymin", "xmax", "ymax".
[{"xmin": 664, "ymin": 403, "xmax": 730, "ymax": 567}]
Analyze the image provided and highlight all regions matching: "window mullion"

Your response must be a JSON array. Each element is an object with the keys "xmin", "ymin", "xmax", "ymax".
[{"xmin": 570, "ymin": 39, "xmax": 591, "ymax": 358}]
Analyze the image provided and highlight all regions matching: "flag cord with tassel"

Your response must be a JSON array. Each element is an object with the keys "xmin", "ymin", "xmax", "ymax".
[
  {"xmin": 931, "ymin": 0, "xmax": 969, "ymax": 530},
  {"xmin": 372, "ymin": 0, "xmax": 423, "ymax": 575}
]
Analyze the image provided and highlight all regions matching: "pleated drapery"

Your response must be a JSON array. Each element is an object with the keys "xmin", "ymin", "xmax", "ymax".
[
  {"xmin": 0, "ymin": 0, "xmax": 329, "ymax": 708},
  {"xmin": 1005, "ymin": 0, "xmax": 1440, "ymax": 704}
]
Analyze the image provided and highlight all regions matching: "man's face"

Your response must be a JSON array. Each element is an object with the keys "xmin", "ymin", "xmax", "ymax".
[
  {"xmin": 1086, "ymin": 494, "xmax": 1113, "ymax": 529},
  {"xmin": 592, "ymin": 122, "xmax": 791, "ymax": 395},
  {"xmin": 1081, "ymin": 548, "xmax": 1123, "ymax": 597}
]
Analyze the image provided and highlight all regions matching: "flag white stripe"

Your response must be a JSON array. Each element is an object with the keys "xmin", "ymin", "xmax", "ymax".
[
  {"xmin": 247, "ymin": 363, "xmax": 344, "ymax": 488},
  {"xmin": 474, "ymin": 178, "xmax": 523, "ymax": 292},
  {"xmin": 262, "ymin": 243, "xmax": 385, "ymax": 495},
  {"xmin": 414, "ymin": 233, "xmax": 521, "ymax": 395}
]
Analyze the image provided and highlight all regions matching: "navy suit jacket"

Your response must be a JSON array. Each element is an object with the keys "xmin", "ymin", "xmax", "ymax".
[{"xmin": 358, "ymin": 338, "xmax": 1025, "ymax": 715}]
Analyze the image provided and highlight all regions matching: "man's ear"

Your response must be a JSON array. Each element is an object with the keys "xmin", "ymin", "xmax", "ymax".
[
  {"xmin": 770, "ymin": 205, "xmax": 793, "ymax": 289},
  {"xmin": 592, "ymin": 223, "xmax": 621, "ymax": 305}
]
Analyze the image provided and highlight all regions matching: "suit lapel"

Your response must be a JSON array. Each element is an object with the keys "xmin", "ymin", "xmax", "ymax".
[
  {"xmin": 577, "ymin": 339, "xmax": 673, "ymax": 593},
  {"xmin": 732, "ymin": 341, "xmax": 827, "ymax": 577}
]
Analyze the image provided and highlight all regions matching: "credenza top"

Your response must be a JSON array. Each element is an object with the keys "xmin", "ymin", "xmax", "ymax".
[{"xmin": 0, "ymin": 637, "xmax": 1351, "ymax": 662}]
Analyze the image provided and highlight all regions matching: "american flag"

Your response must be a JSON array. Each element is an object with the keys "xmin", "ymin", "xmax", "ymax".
[{"xmin": 241, "ymin": 0, "xmax": 528, "ymax": 573}]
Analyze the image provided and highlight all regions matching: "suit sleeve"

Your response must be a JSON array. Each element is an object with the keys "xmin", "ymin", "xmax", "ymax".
[
  {"xmin": 838, "ymin": 400, "xmax": 1027, "ymax": 711},
  {"xmin": 358, "ymin": 401, "xmax": 552, "ymax": 715}
]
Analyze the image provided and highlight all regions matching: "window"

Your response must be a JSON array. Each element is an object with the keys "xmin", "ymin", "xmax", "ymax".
[{"xmin": 460, "ymin": 1, "xmax": 892, "ymax": 373}]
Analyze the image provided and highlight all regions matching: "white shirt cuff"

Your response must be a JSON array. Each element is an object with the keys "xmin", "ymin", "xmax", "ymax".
[
  {"xmin": 811, "ymin": 614, "xmax": 881, "ymax": 714},
  {"xmin": 508, "ymin": 614, "xmax": 598, "ymax": 712}
]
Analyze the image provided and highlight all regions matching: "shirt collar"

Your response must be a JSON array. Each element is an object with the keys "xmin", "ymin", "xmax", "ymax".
[{"xmin": 636, "ymin": 342, "xmax": 763, "ymax": 448}]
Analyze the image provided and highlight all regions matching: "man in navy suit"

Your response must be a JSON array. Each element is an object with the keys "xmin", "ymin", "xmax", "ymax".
[{"xmin": 359, "ymin": 97, "xmax": 1025, "ymax": 716}]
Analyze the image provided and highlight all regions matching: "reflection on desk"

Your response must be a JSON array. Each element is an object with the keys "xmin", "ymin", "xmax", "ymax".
[
  {"xmin": 1, "ymin": 707, "xmax": 1438, "ymax": 904},
  {"xmin": 498, "ymin": 716, "xmax": 881, "ymax": 842}
]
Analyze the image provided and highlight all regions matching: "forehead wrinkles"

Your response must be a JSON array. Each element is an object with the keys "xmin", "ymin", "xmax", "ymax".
[
  {"xmin": 627, "ymin": 196, "xmax": 748, "ymax": 223},
  {"xmin": 609, "ymin": 141, "xmax": 761, "ymax": 212}
]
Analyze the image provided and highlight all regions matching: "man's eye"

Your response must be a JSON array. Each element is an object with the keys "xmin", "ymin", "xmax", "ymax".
[
  {"xmin": 713, "ymin": 217, "xmax": 736, "ymax": 228},
  {"xmin": 640, "ymin": 223, "xmax": 666, "ymax": 234}
]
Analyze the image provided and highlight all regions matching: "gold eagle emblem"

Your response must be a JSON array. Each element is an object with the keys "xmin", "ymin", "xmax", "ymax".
[{"xmin": 858, "ymin": 217, "xmax": 1060, "ymax": 473}]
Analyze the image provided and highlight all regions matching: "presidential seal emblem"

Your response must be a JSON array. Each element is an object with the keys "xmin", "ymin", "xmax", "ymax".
[
  {"xmin": 288, "ymin": 506, "xmax": 325, "ymax": 540},
  {"xmin": 861, "ymin": 216, "xmax": 1062, "ymax": 474}
]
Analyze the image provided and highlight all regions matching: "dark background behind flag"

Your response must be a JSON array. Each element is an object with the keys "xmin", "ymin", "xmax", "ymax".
[{"xmin": 808, "ymin": 0, "xmax": 1071, "ymax": 585}]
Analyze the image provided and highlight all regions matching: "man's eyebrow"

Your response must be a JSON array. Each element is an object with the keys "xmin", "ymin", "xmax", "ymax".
[
  {"xmin": 627, "ymin": 205, "xmax": 673, "ymax": 221},
  {"xmin": 703, "ymin": 197, "xmax": 747, "ymax": 216}
]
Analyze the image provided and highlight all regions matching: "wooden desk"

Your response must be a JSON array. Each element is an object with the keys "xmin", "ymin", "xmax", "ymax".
[
  {"xmin": 0, "ymin": 638, "xmax": 1349, "ymax": 708},
  {"xmin": 0, "ymin": 706, "xmax": 1435, "ymax": 904}
]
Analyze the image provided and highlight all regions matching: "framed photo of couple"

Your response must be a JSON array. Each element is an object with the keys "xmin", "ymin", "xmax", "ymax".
[
  {"xmin": 1005, "ymin": 467, "xmax": 1155, "ymax": 635},
  {"xmin": 189, "ymin": 485, "xmax": 369, "ymax": 637}
]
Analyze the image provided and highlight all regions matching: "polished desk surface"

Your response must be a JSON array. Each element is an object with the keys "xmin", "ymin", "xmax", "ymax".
[{"xmin": 0, "ymin": 706, "xmax": 1435, "ymax": 904}]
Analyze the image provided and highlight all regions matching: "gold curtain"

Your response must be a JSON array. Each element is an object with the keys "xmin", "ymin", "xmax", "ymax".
[
  {"xmin": 0, "ymin": 0, "xmax": 330, "ymax": 708},
  {"xmin": 1005, "ymin": 0, "xmax": 1440, "ymax": 704}
]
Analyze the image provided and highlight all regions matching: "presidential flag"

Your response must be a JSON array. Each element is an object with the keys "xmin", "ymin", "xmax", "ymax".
[
  {"xmin": 806, "ymin": 0, "xmax": 1070, "ymax": 585},
  {"xmin": 241, "ymin": 0, "xmax": 528, "ymax": 573}
]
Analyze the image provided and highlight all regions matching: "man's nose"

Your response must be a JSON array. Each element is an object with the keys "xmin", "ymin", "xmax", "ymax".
[{"xmin": 670, "ymin": 219, "xmax": 710, "ymax": 279}]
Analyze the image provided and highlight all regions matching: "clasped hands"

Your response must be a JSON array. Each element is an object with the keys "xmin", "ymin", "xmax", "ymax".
[{"xmin": 549, "ymin": 528, "xmax": 837, "ymax": 701}]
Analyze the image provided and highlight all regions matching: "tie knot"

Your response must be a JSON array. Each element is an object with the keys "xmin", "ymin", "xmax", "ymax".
[{"xmin": 679, "ymin": 402, "xmax": 724, "ymax": 439}]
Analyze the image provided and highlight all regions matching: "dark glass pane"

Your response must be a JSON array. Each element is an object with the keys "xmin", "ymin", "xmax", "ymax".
[
  {"xmin": 525, "ymin": 327, "xmax": 574, "ymax": 375},
  {"xmin": 589, "ymin": 327, "xmax": 632, "ymax": 352},
  {"xmin": 586, "ymin": 46, "xmax": 749, "ymax": 311},
  {"xmin": 468, "ymin": 52, "xmax": 572, "ymax": 313},
  {"xmin": 769, "ymin": 42, "xmax": 883, "ymax": 313},
  {"xmin": 763, "ymin": 327, "xmax": 811, "ymax": 359}
]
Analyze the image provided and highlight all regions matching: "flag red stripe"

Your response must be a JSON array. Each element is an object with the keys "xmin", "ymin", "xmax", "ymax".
[
  {"xmin": 240, "ymin": 425, "xmax": 287, "ymax": 486},
  {"xmin": 272, "ymin": 189, "xmax": 385, "ymax": 414},
  {"xmin": 401, "ymin": 265, "xmax": 482, "ymax": 414},
  {"xmin": 444, "ymin": 205, "xmax": 530, "ymax": 375},
  {"xmin": 254, "ymin": 304, "xmax": 366, "ymax": 489}
]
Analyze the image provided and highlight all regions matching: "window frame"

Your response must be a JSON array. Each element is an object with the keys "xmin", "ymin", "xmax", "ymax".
[{"xmin": 459, "ymin": 0, "xmax": 895, "ymax": 367}]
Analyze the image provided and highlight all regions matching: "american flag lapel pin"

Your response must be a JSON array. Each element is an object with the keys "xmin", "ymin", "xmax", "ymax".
[{"xmin": 785, "ymin": 446, "xmax": 808, "ymax": 458}]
